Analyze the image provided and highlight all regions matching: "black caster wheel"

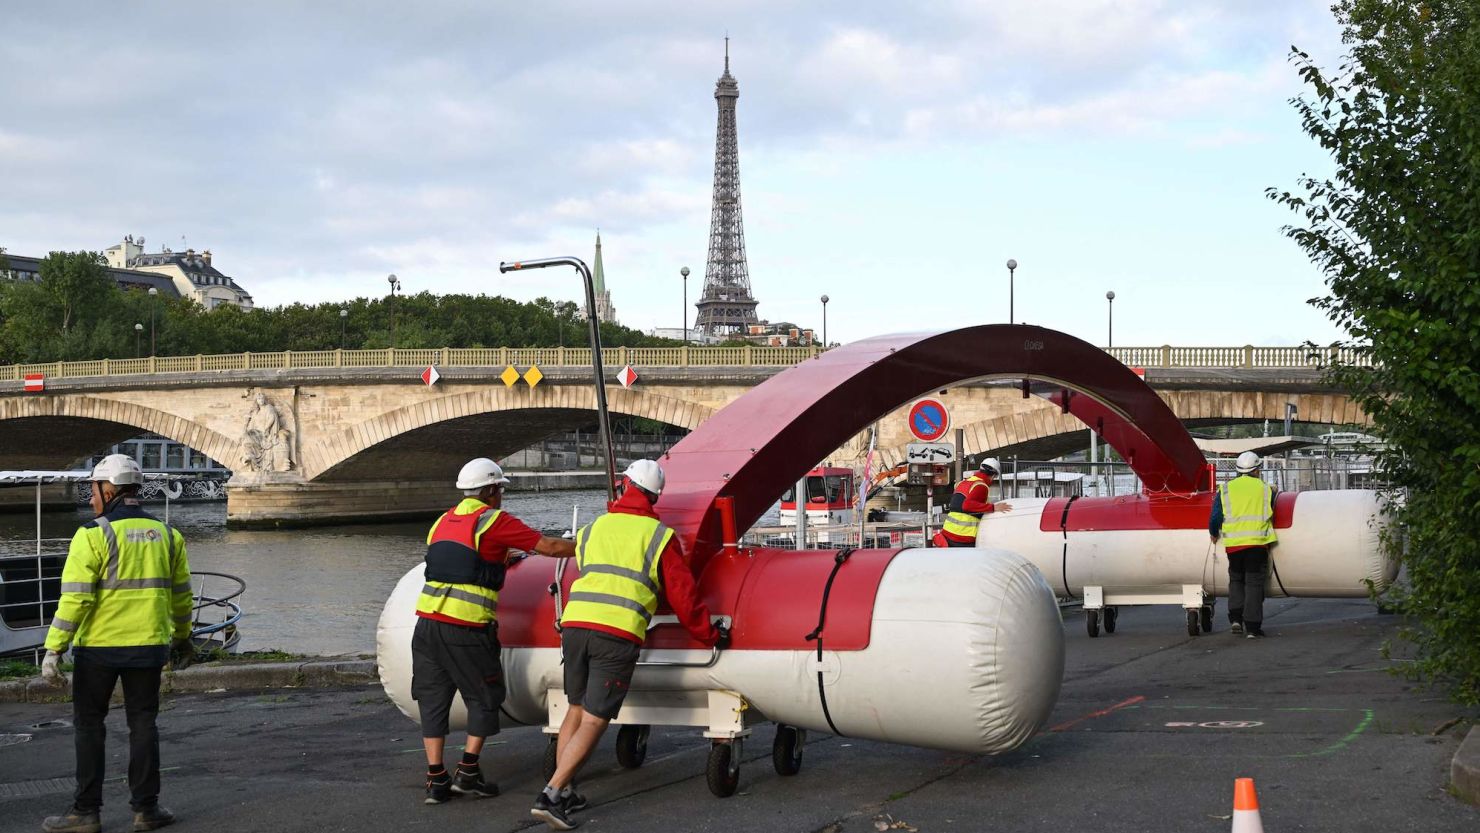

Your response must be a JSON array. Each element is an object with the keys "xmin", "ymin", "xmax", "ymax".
[
  {"xmin": 615, "ymin": 724, "xmax": 650, "ymax": 769},
  {"xmin": 772, "ymin": 724, "xmax": 804, "ymax": 776},
  {"xmin": 1200, "ymin": 604, "xmax": 1214, "ymax": 633},
  {"xmin": 1187, "ymin": 608, "xmax": 1201, "ymax": 637},
  {"xmin": 706, "ymin": 741, "xmax": 741, "ymax": 798},
  {"xmin": 1103, "ymin": 606, "xmax": 1118, "ymax": 634},
  {"xmin": 542, "ymin": 735, "xmax": 558, "ymax": 781},
  {"xmin": 1086, "ymin": 609, "xmax": 1101, "ymax": 638}
]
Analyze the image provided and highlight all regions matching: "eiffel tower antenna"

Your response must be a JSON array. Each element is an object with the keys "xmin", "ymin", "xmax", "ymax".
[{"xmin": 694, "ymin": 38, "xmax": 759, "ymax": 338}]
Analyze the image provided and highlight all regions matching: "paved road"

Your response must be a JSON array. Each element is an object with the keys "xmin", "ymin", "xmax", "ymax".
[{"xmin": 3, "ymin": 597, "xmax": 1476, "ymax": 833}]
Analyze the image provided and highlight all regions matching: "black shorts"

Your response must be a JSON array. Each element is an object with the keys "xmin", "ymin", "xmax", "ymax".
[
  {"xmin": 562, "ymin": 627, "xmax": 642, "ymax": 720},
  {"xmin": 411, "ymin": 617, "xmax": 505, "ymax": 738}
]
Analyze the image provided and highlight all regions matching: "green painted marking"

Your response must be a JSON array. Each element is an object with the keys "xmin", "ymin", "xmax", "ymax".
[{"xmin": 1286, "ymin": 708, "xmax": 1374, "ymax": 758}]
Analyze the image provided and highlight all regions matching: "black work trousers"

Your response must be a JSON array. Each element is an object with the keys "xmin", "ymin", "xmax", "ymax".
[
  {"xmin": 71, "ymin": 658, "xmax": 164, "ymax": 812},
  {"xmin": 1227, "ymin": 546, "xmax": 1270, "ymax": 628},
  {"xmin": 411, "ymin": 617, "xmax": 505, "ymax": 739}
]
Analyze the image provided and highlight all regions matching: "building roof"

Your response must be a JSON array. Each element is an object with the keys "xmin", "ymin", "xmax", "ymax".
[
  {"xmin": 130, "ymin": 251, "xmax": 250, "ymax": 296},
  {"xmin": 1, "ymin": 253, "xmax": 181, "ymax": 298}
]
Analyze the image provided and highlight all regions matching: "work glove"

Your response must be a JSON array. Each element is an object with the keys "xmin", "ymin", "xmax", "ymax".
[
  {"xmin": 169, "ymin": 638, "xmax": 196, "ymax": 671},
  {"xmin": 40, "ymin": 651, "xmax": 64, "ymax": 685},
  {"xmin": 713, "ymin": 624, "xmax": 732, "ymax": 651}
]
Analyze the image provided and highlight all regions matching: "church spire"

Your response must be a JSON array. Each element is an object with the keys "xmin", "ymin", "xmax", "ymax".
[{"xmin": 592, "ymin": 229, "xmax": 605, "ymax": 295}]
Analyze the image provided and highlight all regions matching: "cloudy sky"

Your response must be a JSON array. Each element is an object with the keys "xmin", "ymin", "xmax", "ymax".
[{"xmin": 1, "ymin": 1, "xmax": 1349, "ymax": 347}]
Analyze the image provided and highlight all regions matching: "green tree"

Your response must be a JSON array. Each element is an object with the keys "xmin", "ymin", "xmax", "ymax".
[
  {"xmin": 1271, "ymin": 0, "xmax": 1480, "ymax": 702},
  {"xmin": 0, "ymin": 251, "xmax": 119, "ymax": 361}
]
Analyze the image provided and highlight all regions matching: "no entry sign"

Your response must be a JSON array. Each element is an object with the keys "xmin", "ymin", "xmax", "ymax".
[{"xmin": 907, "ymin": 398, "xmax": 950, "ymax": 442}]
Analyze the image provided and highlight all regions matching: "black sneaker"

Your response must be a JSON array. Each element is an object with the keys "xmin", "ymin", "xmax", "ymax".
[
  {"xmin": 1230, "ymin": 622, "xmax": 1244, "ymax": 635},
  {"xmin": 132, "ymin": 805, "xmax": 176, "ymax": 832},
  {"xmin": 561, "ymin": 788, "xmax": 588, "ymax": 813},
  {"xmin": 425, "ymin": 771, "xmax": 453, "ymax": 805},
  {"xmin": 452, "ymin": 766, "xmax": 499, "ymax": 798},
  {"xmin": 531, "ymin": 792, "xmax": 579, "ymax": 830}
]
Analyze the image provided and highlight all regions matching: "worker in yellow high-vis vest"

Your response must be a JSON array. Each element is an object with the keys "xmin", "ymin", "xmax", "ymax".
[
  {"xmin": 39, "ymin": 455, "xmax": 193, "ymax": 833},
  {"xmin": 531, "ymin": 460, "xmax": 729, "ymax": 831},
  {"xmin": 413, "ymin": 458, "xmax": 576, "ymax": 806},
  {"xmin": 1209, "ymin": 452, "xmax": 1278, "ymax": 639}
]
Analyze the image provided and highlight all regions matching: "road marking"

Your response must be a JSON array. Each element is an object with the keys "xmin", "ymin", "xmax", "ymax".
[
  {"xmin": 1050, "ymin": 695, "xmax": 1146, "ymax": 732},
  {"xmin": 1287, "ymin": 708, "xmax": 1374, "ymax": 758}
]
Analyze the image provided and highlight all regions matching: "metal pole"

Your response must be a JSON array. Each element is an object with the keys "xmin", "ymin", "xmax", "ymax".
[
  {"xmin": 1106, "ymin": 290, "xmax": 1115, "ymax": 348},
  {"xmin": 681, "ymin": 266, "xmax": 690, "ymax": 346},
  {"xmin": 1089, "ymin": 429, "xmax": 1098, "ymax": 497},
  {"xmin": 1006, "ymin": 259, "xmax": 1017, "ymax": 325},
  {"xmin": 794, "ymin": 476, "xmax": 807, "ymax": 550},
  {"xmin": 500, "ymin": 257, "xmax": 617, "ymax": 500},
  {"xmin": 953, "ymin": 427, "xmax": 964, "ymax": 485}
]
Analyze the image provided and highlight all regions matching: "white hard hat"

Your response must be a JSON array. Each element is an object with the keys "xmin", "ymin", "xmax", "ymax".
[
  {"xmin": 1235, "ymin": 451, "xmax": 1262, "ymax": 474},
  {"xmin": 456, "ymin": 458, "xmax": 511, "ymax": 491},
  {"xmin": 623, "ymin": 459, "xmax": 665, "ymax": 496},
  {"xmin": 91, "ymin": 453, "xmax": 144, "ymax": 486},
  {"xmin": 979, "ymin": 457, "xmax": 1001, "ymax": 476}
]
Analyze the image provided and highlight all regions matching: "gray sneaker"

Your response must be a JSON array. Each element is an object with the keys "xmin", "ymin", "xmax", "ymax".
[
  {"xmin": 41, "ymin": 810, "xmax": 100, "ymax": 833},
  {"xmin": 1230, "ymin": 622, "xmax": 1244, "ymax": 635}
]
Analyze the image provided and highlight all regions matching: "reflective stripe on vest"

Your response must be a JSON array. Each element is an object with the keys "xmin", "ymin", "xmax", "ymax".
[
  {"xmin": 1219, "ymin": 477, "xmax": 1277, "ymax": 548},
  {"xmin": 941, "ymin": 474, "xmax": 988, "ymax": 541},
  {"xmin": 417, "ymin": 501, "xmax": 502, "ymax": 625},
  {"xmin": 561, "ymin": 514, "xmax": 671, "ymax": 640},
  {"xmin": 50, "ymin": 515, "xmax": 183, "ymax": 649}
]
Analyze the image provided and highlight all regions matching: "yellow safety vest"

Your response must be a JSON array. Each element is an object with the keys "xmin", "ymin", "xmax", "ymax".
[
  {"xmin": 45, "ymin": 510, "xmax": 193, "ymax": 652},
  {"xmin": 941, "ymin": 474, "xmax": 990, "ymax": 542},
  {"xmin": 416, "ymin": 499, "xmax": 503, "ymax": 626},
  {"xmin": 561, "ymin": 513, "xmax": 672, "ymax": 641},
  {"xmin": 1219, "ymin": 476, "xmax": 1277, "ymax": 548}
]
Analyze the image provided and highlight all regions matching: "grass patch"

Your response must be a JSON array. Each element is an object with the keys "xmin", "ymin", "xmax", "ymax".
[
  {"xmin": 0, "ymin": 660, "xmax": 38, "ymax": 680},
  {"xmin": 196, "ymin": 648, "xmax": 306, "ymax": 666}
]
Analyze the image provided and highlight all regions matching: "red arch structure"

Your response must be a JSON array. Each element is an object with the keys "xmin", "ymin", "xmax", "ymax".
[{"xmin": 656, "ymin": 324, "xmax": 1206, "ymax": 572}]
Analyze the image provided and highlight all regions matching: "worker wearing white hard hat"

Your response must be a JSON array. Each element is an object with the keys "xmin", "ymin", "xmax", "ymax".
[
  {"xmin": 1210, "ymin": 452, "xmax": 1278, "ymax": 638},
  {"xmin": 41, "ymin": 454, "xmax": 192, "ymax": 833},
  {"xmin": 412, "ymin": 458, "xmax": 576, "ymax": 805},
  {"xmin": 933, "ymin": 456, "xmax": 1013, "ymax": 548},
  {"xmin": 533, "ymin": 460, "xmax": 728, "ymax": 829}
]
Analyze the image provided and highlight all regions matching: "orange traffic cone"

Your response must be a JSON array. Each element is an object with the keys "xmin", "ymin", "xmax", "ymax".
[{"xmin": 1232, "ymin": 777, "xmax": 1264, "ymax": 833}]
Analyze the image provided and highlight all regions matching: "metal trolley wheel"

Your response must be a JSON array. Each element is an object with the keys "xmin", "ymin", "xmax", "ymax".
[
  {"xmin": 706, "ymin": 740, "xmax": 741, "ymax": 798},
  {"xmin": 1186, "ymin": 609, "xmax": 1201, "ymax": 637},
  {"xmin": 1086, "ymin": 609, "xmax": 1100, "ymax": 638},
  {"xmin": 542, "ymin": 735, "xmax": 558, "ymax": 781},
  {"xmin": 772, "ymin": 724, "xmax": 804, "ymax": 776},
  {"xmin": 1103, "ymin": 606, "xmax": 1118, "ymax": 634},
  {"xmin": 615, "ymin": 724, "xmax": 650, "ymax": 769}
]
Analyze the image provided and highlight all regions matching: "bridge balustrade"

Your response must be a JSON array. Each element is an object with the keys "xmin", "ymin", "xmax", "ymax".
[{"xmin": 0, "ymin": 343, "xmax": 1371, "ymax": 383}]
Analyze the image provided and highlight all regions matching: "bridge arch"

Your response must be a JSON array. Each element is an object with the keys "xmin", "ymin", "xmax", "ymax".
[
  {"xmin": 307, "ymin": 385, "xmax": 717, "ymax": 482},
  {"xmin": 0, "ymin": 394, "xmax": 239, "ymax": 473}
]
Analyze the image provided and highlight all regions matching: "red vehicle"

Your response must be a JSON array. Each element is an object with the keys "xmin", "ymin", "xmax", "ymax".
[{"xmin": 779, "ymin": 466, "xmax": 855, "ymax": 525}]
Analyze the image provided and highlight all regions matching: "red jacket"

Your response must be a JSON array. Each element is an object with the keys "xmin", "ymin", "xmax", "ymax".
[
  {"xmin": 935, "ymin": 472, "xmax": 997, "ymax": 545},
  {"xmin": 564, "ymin": 488, "xmax": 719, "ymax": 647}
]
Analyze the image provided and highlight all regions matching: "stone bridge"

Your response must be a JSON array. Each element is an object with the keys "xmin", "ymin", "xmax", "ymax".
[{"xmin": 0, "ymin": 346, "xmax": 1369, "ymax": 525}]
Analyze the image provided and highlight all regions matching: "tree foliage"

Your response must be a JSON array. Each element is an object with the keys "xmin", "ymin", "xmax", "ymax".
[
  {"xmin": 0, "ymin": 261, "xmax": 672, "ymax": 363},
  {"xmin": 1271, "ymin": 0, "xmax": 1480, "ymax": 702}
]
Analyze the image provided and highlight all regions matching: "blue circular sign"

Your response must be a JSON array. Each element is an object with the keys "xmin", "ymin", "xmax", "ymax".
[{"xmin": 908, "ymin": 399, "xmax": 950, "ymax": 442}]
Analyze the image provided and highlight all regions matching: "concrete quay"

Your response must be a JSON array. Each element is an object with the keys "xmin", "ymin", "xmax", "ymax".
[{"xmin": 1, "ymin": 598, "xmax": 1476, "ymax": 832}]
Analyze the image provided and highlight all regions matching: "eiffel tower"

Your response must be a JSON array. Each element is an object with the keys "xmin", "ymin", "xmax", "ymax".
[{"xmin": 694, "ymin": 39, "xmax": 760, "ymax": 338}]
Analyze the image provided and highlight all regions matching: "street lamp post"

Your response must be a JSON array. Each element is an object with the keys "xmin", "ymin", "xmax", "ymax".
[
  {"xmin": 820, "ymin": 294, "xmax": 830, "ymax": 347},
  {"xmin": 680, "ymin": 266, "xmax": 690, "ymax": 346},
  {"xmin": 339, "ymin": 307, "xmax": 348, "ymax": 349},
  {"xmin": 386, "ymin": 273, "xmax": 401, "ymax": 348},
  {"xmin": 1106, "ymin": 290, "xmax": 1116, "ymax": 348},
  {"xmin": 147, "ymin": 287, "xmax": 158, "ymax": 355},
  {"xmin": 134, "ymin": 323, "xmax": 143, "ymax": 358},
  {"xmin": 1006, "ymin": 259, "xmax": 1018, "ymax": 324}
]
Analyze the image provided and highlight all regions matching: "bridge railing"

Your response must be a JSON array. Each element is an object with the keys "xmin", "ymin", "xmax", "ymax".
[{"xmin": 0, "ymin": 343, "xmax": 1369, "ymax": 382}]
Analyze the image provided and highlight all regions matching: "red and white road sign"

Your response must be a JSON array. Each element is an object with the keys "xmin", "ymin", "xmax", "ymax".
[
  {"xmin": 907, "ymin": 398, "xmax": 950, "ymax": 442},
  {"xmin": 617, "ymin": 365, "xmax": 639, "ymax": 389},
  {"xmin": 421, "ymin": 366, "xmax": 440, "ymax": 386},
  {"xmin": 23, "ymin": 374, "xmax": 44, "ymax": 393}
]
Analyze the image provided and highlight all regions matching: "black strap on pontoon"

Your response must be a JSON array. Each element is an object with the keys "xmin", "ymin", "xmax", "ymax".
[
  {"xmin": 1058, "ymin": 496, "xmax": 1080, "ymax": 598},
  {"xmin": 804, "ymin": 547, "xmax": 855, "ymax": 737}
]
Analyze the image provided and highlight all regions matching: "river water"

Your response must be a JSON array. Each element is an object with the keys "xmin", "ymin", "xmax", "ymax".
[{"xmin": 1, "ymin": 491, "xmax": 782, "ymax": 656}]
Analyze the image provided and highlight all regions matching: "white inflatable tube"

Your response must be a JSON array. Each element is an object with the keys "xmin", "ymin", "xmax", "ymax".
[
  {"xmin": 983, "ymin": 489, "xmax": 1397, "ymax": 599},
  {"xmin": 377, "ymin": 548, "xmax": 1064, "ymax": 755}
]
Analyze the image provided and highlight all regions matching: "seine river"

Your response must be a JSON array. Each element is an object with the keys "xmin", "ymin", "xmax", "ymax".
[{"xmin": 1, "ymin": 490, "xmax": 783, "ymax": 656}]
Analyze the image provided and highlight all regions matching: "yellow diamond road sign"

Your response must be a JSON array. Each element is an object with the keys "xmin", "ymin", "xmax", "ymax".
[
  {"xmin": 523, "ymin": 365, "xmax": 544, "ymax": 388},
  {"xmin": 500, "ymin": 365, "xmax": 520, "ymax": 387}
]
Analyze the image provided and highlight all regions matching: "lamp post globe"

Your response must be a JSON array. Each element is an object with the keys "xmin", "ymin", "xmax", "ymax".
[
  {"xmin": 1005, "ymin": 259, "xmax": 1018, "ymax": 324},
  {"xmin": 134, "ymin": 323, "xmax": 143, "ymax": 358},
  {"xmin": 339, "ymin": 307, "xmax": 348, "ymax": 348},
  {"xmin": 680, "ymin": 266, "xmax": 691, "ymax": 346},
  {"xmin": 386, "ymin": 274, "xmax": 401, "ymax": 348},
  {"xmin": 1105, "ymin": 290, "xmax": 1116, "ymax": 349},
  {"xmin": 147, "ymin": 286, "xmax": 159, "ymax": 355},
  {"xmin": 820, "ymin": 294, "xmax": 830, "ymax": 348}
]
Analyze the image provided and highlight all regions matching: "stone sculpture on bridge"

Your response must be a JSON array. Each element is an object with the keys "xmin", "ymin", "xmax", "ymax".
[{"xmin": 240, "ymin": 390, "xmax": 295, "ymax": 473}]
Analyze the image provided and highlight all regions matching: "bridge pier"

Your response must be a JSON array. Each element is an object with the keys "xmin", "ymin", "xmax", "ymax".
[{"xmin": 226, "ymin": 477, "xmax": 462, "ymax": 528}]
